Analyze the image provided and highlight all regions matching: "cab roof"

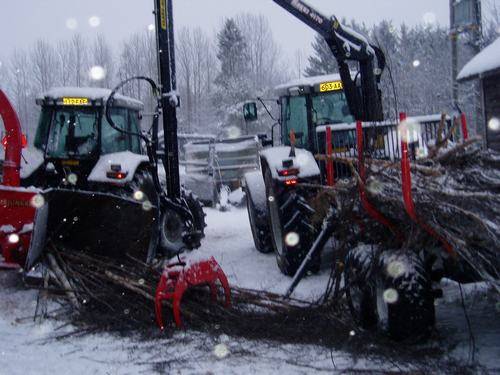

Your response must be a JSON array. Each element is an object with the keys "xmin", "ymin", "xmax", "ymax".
[
  {"xmin": 275, "ymin": 73, "xmax": 342, "ymax": 96},
  {"xmin": 36, "ymin": 87, "xmax": 144, "ymax": 111}
]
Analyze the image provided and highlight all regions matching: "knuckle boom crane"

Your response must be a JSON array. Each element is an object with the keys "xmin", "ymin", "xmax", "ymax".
[{"xmin": 272, "ymin": 0, "xmax": 386, "ymax": 122}]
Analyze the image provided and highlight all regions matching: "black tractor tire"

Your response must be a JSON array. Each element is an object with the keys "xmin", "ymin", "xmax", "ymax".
[
  {"xmin": 160, "ymin": 189, "xmax": 206, "ymax": 256},
  {"xmin": 345, "ymin": 248, "xmax": 436, "ymax": 340},
  {"xmin": 345, "ymin": 246, "xmax": 378, "ymax": 329},
  {"xmin": 375, "ymin": 251, "xmax": 436, "ymax": 340},
  {"xmin": 244, "ymin": 172, "xmax": 273, "ymax": 254},
  {"xmin": 264, "ymin": 168, "xmax": 320, "ymax": 276},
  {"xmin": 182, "ymin": 189, "xmax": 207, "ymax": 249}
]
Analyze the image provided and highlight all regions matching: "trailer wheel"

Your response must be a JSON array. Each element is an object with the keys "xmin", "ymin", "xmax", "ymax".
[
  {"xmin": 375, "ymin": 251, "xmax": 435, "ymax": 340},
  {"xmin": 345, "ymin": 246, "xmax": 377, "ymax": 329},
  {"xmin": 244, "ymin": 172, "xmax": 272, "ymax": 253},
  {"xmin": 264, "ymin": 168, "xmax": 319, "ymax": 276}
]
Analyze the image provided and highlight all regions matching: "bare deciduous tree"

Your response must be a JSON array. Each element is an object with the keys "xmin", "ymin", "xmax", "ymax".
[
  {"xmin": 8, "ymin": 50, "xmax": 34, "ymax": 133},
  {"xmin": 31, "ymin": 39, "xmax": 59, "ymax": 93},
  {"xmin": 235, "ymin": 13, "xmax": 284, "ymax": 91},
  {"xmin": 71, "ymin": 34, "xmax": 88, "ymax": 87},
  {"xmin": 176, "ymin": 27, "xmax": 217, "ymax": 132},
  {"xmin": 91, "ymin": 34, "xmax": 114, "ymax": 88},
  {"xmin": 56, "ymin": 40, "xmax": 74, "ymax": 87}
]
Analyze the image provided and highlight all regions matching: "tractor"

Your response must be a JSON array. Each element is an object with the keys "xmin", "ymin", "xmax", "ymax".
[{"xmin": 0, "ymin": 86, "xmax": 206, "ymax": 270}]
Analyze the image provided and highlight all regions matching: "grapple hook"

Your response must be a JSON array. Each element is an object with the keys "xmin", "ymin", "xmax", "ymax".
[{"xmin": 155, "ymin": 256, "xmax": 231, "ymax": 329}]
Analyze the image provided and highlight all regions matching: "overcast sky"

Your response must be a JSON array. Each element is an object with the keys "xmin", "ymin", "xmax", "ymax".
[{"xmin": 0, "ymin": 0, "xmax": 451, "ymax": 64}]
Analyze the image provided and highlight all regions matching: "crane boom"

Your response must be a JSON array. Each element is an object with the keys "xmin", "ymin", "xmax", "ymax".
[
  {"xmin": 152, "ymin": 0, "xmax": 386, "ymax": 198},
  {"xmin": 154, "ymin": 0, "xmax": 181, "ymax": 199},
  {"xmin": 272, "ymin": 0, "xmax": 385, "ymax": 121}
]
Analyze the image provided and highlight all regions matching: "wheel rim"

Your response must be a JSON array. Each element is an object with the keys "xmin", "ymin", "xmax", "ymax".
[
  {"xmin": 376, "ymin": 280, "xmax": 389, "ymax": 329},
  {"xmin": 161, "ymin": 209, "xmax": 184, "ymax": 249}
]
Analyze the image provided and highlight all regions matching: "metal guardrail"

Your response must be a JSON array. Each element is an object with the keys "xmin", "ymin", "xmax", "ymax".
[{"xmin": 316, "ymin": 115, "xmax": 457, "ymax": 179}]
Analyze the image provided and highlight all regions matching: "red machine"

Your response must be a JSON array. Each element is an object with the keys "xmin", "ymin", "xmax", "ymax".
[
  {"xmin": 155, "ymin": 257, "xmax": 231, "ymax": 329},
  {"xmin": 0, "ymin": 90, "xmax": 38, "ymax": 269}
]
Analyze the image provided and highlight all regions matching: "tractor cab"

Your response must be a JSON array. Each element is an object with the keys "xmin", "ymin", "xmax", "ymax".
[
  {"xmin": 243, "ymin": 74, "xmax": 357, "ymax": 153},
  {"xmin": 33, "ymin": 88, "xmax": 144, "ymax": 187},
  {"xmin": 274, "ymin": 74, "xmax": 355, "ymax": 153}
]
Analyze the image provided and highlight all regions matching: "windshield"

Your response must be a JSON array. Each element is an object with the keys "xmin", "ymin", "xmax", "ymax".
[
  {"xmin": 312, "ymin": 91, "xmax": 354, "ymax": 126},
  {"xmin": 46, "ymin": 107, "xmax": 98, "ymax": 158}
]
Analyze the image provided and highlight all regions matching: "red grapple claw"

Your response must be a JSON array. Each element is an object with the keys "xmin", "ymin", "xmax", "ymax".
[{"xmin": 155, "ymin": 257, "xmax": 231, "ymax": 330}]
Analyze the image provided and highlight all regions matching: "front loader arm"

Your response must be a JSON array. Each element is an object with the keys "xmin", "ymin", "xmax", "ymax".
[{"xmin": 272, "ymin": 0, "xmax": 385, "ymax": 121}]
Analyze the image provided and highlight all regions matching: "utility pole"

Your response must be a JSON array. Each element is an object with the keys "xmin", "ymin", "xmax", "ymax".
[
  {"xmin": 449, "ymin": 0, "xmax": 483, "ymax": 109},
  {"xmin": 450, "ymin": 0, "xmax": 459, "ymax": 107}
]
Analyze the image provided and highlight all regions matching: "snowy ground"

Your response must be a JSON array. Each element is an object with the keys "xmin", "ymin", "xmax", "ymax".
[{"xmin": 0, "ymin": 207, "xmax": 499, "ymax": 374}]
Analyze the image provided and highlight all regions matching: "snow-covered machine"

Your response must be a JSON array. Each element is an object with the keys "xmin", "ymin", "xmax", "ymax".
[
  {"xmin": 0, "ymin": 0, "xmax": 235, "ymax": 328},
  {"xmin": 183, "ymin": 135, "xmax": 261, "ymax": 205},
  {"xmin": 242, "ymin": 0, "xmax": 485, "ymax": 340},
  {"xmin": 0, "ymin": 86, "xmax": 206, "ymax": 269}
]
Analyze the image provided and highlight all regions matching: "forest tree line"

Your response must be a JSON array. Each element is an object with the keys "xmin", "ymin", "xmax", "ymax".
[{"xmin": 0, "ymin": 8, "xmax": 498, "ymax": 140}]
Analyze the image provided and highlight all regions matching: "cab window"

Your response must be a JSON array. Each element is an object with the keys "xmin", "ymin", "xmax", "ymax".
[
  {"xmin": 282, "ymin": 96, "xmax": 308, "ymax": 148},
  {"xmin": 34, "ymin": 107, "xmax": 53, "ymax": 151},
  {"xmin": 45, "ymin": 107, "xmax": 98, "ymax": 158},
  {"xmin": 101, "ymin": 108, "xmax": 130, "ymax": 154},
  {"xmin": 129, "ymin": 110, "xmax": 142, "ymax": 154},
  {"xmin": 312, "ymin": 91, "xmax": 354, "ymax": 125}
]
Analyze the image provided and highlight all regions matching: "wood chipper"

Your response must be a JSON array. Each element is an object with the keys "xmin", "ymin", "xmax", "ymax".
[{"xmin": 0, "ymin": 90, "xmax": 39, "ymax": 269}]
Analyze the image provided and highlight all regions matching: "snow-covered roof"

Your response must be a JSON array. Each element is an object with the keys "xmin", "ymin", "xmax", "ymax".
[
  {"xmin": 457, "ymin": 37, "xmax": 500, "ymax": 81},
  {"xmin": 275, "ymin": 73, "xmax": 342, "ymax": 93},
  {"xmin": 36, "ymin": 87, "xmax": 144, "ymax": 111}
]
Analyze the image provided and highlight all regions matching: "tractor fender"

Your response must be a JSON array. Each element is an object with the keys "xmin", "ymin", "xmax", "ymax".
[
  {"xmin": 243, "ymin": 170, "xmax": 267, "ymax": 211},
  {"xmin": 259, "ymin": 146, "xmax": 320, "ymax": 182},
  {"xmin": 87, "ymin": 151, "xmax": 149, "ymax": 186},
  {"xmin": 243, "ymin": 170, "xmax": 273, "ymax": 253}
]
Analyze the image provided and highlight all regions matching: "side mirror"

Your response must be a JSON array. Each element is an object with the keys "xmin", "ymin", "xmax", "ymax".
[
  {"xmin": 243, "ymin": 102, "xmax": 258, "ymax": 122},
  {"xmin": 258, "ymin": 133, "xmax": 273, "ymax": 147},
  {"xmin": 261, "ymin": 139, "xmax": 273, "ymax": 147}
]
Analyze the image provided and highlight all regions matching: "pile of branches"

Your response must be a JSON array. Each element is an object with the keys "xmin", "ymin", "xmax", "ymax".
[
  {"xmin": 42, "ymin": 247, "xmax": 356, "ymax": 348},
  {"xmin": 317, "ymin": 137, "xmax": 500, "ymax": 288}
]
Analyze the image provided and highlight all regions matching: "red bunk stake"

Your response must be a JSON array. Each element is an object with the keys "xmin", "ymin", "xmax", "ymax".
[
  {"xmin": 399, "ymin": 113, "xmax": 415, "ymax": 216},
  {"xmin": 356, "ymin": 121, "xmax": 402, "ymax": 240},
  {"xmin": 460, "ymin": 113, "xmax": 469, "ymax": 141},
  {"xmin": 325, "ymin": 126, "xmax": 334, "ymax": 186},
  {"xmin": 399, "ymin": 112, "xmax": 455, "ymax": 257}
]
